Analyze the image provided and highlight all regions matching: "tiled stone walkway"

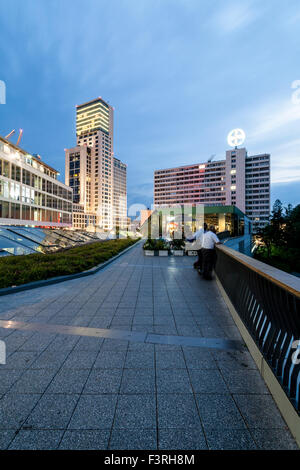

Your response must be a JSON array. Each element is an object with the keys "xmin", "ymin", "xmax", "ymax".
[{"xmin": 0, "ymin": 243, "xmax": 298, "ymax": 450}]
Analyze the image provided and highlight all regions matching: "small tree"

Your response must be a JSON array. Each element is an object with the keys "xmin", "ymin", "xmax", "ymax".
[
  {"xmin": 257, "ymin": 223, "xmax": 274, "ymax": 258},
  {"xmin": 270, "ymin": 199, "xmax": 285, "ymax": 247},
  {"xmin": 256, "ymin": 200, "xmax": 284, "ymax": 257}
]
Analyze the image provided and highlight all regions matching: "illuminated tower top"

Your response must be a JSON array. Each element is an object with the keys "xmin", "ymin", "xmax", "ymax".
[{"xmin": 76, "ymin": 97, "xmax": 111, "ymax": 136}]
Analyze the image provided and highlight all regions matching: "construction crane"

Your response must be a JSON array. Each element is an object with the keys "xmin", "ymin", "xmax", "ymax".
[
  {"xmin": 5, "ymin": 129, "xmax": 15, "ymax": 139},
  {"xmin": 207, "ymin": 154, "xmax": 216, "ymax": 163},
  {"xmin": 5, "ymin": 128, "xmax": 23, "ymax": 146},
  {"xmin": 16, "ymin": 129, "xmax": 23, "ymax": 146}
]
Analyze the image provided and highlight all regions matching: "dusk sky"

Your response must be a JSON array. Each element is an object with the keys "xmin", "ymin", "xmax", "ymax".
[{"xmin": 0, "ymin": 0, "xmax": 300, "ymax": 212}]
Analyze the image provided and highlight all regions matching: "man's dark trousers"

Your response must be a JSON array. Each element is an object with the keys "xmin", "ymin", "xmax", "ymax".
[
  {"xmin": 202, "ymin": 248, "xmax": 215, "ymax": 280},
  {"xmin": 193, "ymin": 249, "xmax": 203, "ymax": 270}
]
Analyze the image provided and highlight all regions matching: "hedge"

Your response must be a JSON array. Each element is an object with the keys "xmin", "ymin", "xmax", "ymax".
[{"xmin": 0, "ymin": 238, "xmax": 137, "ymax": 288}]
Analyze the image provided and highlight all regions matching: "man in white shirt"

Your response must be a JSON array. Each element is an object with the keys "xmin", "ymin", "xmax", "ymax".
[
  {"xmin": 186, "ymin": 223, "xmax": 207, "ymax": 270},
  {"xmin": 201, "ymin": 225, "xmax": 221, "ymax": 280}
]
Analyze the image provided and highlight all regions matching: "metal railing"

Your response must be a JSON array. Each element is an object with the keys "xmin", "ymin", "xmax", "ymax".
[
  {"xmin": 215, "ymin": 245, "xmax": 300, "ymax": 412},
  {"xmin": 216, "ymin": 230, "xmax": 231, "ymax": 240}
]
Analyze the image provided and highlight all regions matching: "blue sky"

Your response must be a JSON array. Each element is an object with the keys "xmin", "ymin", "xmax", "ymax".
[{"xmin": 0, "ymin": 0, "xmax": 300, "ymax": 211}]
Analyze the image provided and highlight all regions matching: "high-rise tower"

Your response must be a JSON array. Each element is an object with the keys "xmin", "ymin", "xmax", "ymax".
[
  {"xmin": 113, "ymin": 157, "xmax": 127, "ymax": 229},
  {"xmin": 75, "ymin": 97, "xmax": 114, "ymax": 230},
  {"xmin": 65, "ymin": 97, "xmax": 127, "ymax": 231}
]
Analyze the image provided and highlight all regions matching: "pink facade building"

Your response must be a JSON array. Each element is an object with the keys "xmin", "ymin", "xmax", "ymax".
[{"xmin": 154, "ymin": 148, "xmax": 270, "ymax": 230}]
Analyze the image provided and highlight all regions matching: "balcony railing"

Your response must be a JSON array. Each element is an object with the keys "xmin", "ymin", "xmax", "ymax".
[{"xmin": 215, "ymin": 245, "xmax": 300, "ymax": 412}]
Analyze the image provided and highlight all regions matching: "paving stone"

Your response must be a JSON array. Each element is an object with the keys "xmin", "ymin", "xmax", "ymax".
[
  {"xmin": 73, "ymin": 336, "xmax": 104, "ymax": 351},
  {"xmin": 62, "ymin": 350, "xmax": 98, "ymax": 369},
  {"xmin": 0, "ymin": 393, "xmax": 41, "ymax": 429},
  {"xmin": 13, "ymin": 369, "xmax": 57, "ymax": 394},
  {"xmin": 250, "ymin": 429, "xmax": 299, "ymax": 450},
  {"xmin": 154, "ymin": 344, "xmax": 182, "ymax": 352},
  {"xmin": 183, "ymin": 348, "xmax": 217, "ymax": 370},
  {"xmin": 125, "ymin": 351, "xmax": 154, "ymax": 369},
  {"xmin": 128, "ymin": 342, "xmax": 155, "ymax": 352},
  {"xmin": 18, "ymin": 333, "xmax": 57, "ymax": 351},
  {"xmin": 24, "ymin": 394, "xmax": 79, "ymax": 429},
  {"xmin": 9, "ymin": 430, "xmax": 64, "ymax": 450},
  {"xmin": 101, "ymin": 339, "xmax": 129, "ymax": 351},
  {"xmin": 0, "ymin": 429, "xmax": 18, "ymax": 449},
  {"xmin": 0, "ymin": 369, "xmax": 24, "ymax": 394},
  {"xmin": 159, "ymin": 428, "xmax": 207, "ymax": 450},
  {"xmin": 205, "ymin": 428, "xmax": 257, "ymax": 450},
  {"xmin": 59, "ymin": 430, "xmax": 110, "ymax": 449},
  {"xmin": 120, "ymin": 369, "xmax": 155, "ymax": 394},
  {"xmin": 132, "ymin": 317, "xmax": 154, "ymax": 326},
  {"xmin": 0, "ymin": 328, "xmax": 12, "ymax": 339},
  {"xmin": 45, "ymin": 335, "xmax": 80, "ymax": 351},
  {"xmin": 216, "ymin": 359, "xmax": 257, "ymax": 372},
  {"xmin": 156, "ymin": 351, "xmax": 186, "ymax": 369},
  {"xmin": 212, "ymin": 350, "xmax": 256, "ymax": 368},
  {"xmin": 189, "ymin": 369, "xmax": 228, "ymax": 393},
  {"xmin": 157, "ymin": 394, "xmax": 201, "ymax": 429},
  {"xmin": 68, "ymin": 394, "xmax": 117, "ymax": 430},
  {"xmin": 200, "ymin": 326, "xmax": 226, "ymax": 338},
  {"xmin": 222, "ymin": 369, "xmax": 270, "ymax": 394},
  {"xmin": 47, "ymin": 369, "xmax": 90, "ymax": 394},
  {"xmin": 93, "ymin": 350, "xmax": 127, "ymax": 369},
  {"xmin": 114, "ymin": 394, "xmax": 156, "ymax": 429},
  {"xmin": 4, "ymin": 330, "xmax": 34, "ymax": 351},
  {"xmin": 195, "ymin": 394, "xmax": 246, "ymax": 429},
  {"xmin": 156, "ymin": 369, "xmax": 192, "ymax": 394},
  {"xmin": 83, "ymin": 369, "xmax": 122, "ymax": 394},
  {"xmin": 29, "ymin": 350, "xmax": 69, "ymax": 370},
  {"xmin": 2, "ymin": 351, "xmax": 40, "ymax": 369},
  {"xmin": 234, "ymin": 394, "xmax": 287, "ymax": 429},
  {"xmin": 109, "ymin": 429, "xmax": 157, "ymax": 450}
]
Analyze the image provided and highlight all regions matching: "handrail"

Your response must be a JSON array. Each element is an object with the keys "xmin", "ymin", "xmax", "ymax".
[
  {"xmin": 216, "ymin": 244, "xmax": 300, "ymax": 298},
  {"xmin": 215, "ymin": 244, "xmax": 300, "ymax": 412}
]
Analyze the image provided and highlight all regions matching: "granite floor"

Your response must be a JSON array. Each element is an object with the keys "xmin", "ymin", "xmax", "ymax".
[{"xmin": 0, "ymin": 243, "xmax": 298, "ymax": 450}]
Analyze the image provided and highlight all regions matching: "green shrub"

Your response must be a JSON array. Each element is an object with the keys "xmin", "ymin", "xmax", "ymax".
[
  {"xmin": 155, "ymin": 239, "xmax": 169, "ymax": 251},
  {"xmin": 143, "ymin": 238, "xmax": 156, "ymax": 250},
  {"xmin": 0, "ymin": 238, "xmax": 137, "ymax": 289},
  {"xmin": 171, "ymin": 238, "xmax": 185, "ymax": 250},
  {"xmin": 143, "ymin": 238, "xmax": 170, "ymax": 251}
]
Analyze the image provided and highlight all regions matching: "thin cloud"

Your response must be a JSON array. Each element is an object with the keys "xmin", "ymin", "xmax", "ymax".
[
  {"xmin": 247, "ymin": 99, "xmax": 300, "ymax": 142},
  {"xmin": 236, "ymin": 96, "xmax": 300, "ymax": 184},
  {"xmin": 212, "ymin": 0, "xmax": 259, "ymax": 34}
]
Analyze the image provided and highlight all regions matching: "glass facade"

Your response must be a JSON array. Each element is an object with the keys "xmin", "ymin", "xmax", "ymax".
[
  {"xmin": 68, "ymin": 151, "xmax": 81, "ymax": 204},
  {"xmin": 140, "ymin": 205, "xmax": 251, "ymax": 239},
  {"xmin": 0, "ymin": 226, "xmax": 101, "ymax": 256},
  {"xmin": 0, "ymin": 137, "xmax": 73, "ymax": 227}
]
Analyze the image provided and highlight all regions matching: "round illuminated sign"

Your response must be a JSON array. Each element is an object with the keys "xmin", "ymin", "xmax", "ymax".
[{"xmin": 227, "ymin": 128, "xmax": 246, "ymax": 148}]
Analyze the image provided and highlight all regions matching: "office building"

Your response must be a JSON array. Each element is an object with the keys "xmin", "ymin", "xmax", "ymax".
[
  {"xmin": 65, "ymin": 97, "xmax": 127, "ymax": 231},
  {"xmin": 72, "ymin": 203, "xmax": 97, "ymax": 230},
  {"xmin": 140, "ymin": 209, "xmax": 153, "ymax": 226},
  {"xmin": 113, "ymin": 157, "xmax": 127, "ymax": 229},
  {"xmin": 154, "ymin": 148, "xmax": 270, "ymax": 230},
  {"xmin": 0, "ymin": 135, "xmax": 72, "ymax": 227}
]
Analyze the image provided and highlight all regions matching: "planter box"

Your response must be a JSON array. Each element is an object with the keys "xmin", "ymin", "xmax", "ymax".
[
  {"xmin": 144, "ymin": 250, "xmax": 155, "ymax": 256},
  {"xmin": 159, "ymin": 250, "xmax": 169, "ymax": 256},
  {"xmin": 173, "ymin": 250, "xmax": 184, "ymax": 256}
]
